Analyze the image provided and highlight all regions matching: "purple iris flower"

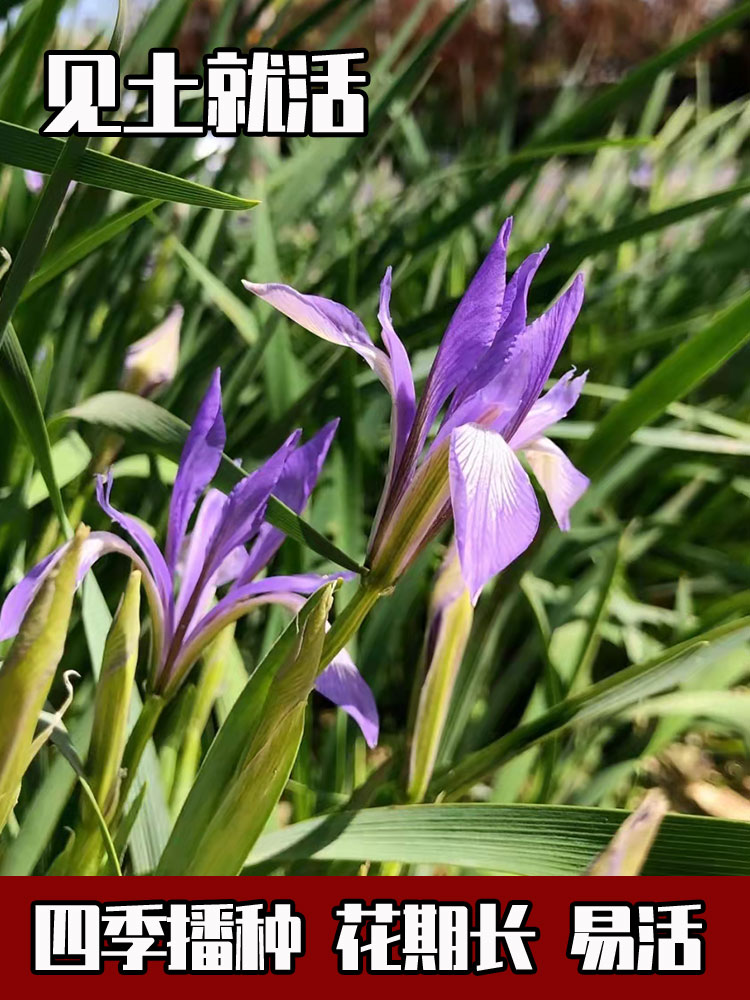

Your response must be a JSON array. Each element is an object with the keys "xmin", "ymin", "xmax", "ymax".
[
  {"xmin": 244, "ymin": 217, "xmax": 589, "ymax": 603},
  {"xmin": 0, "ymin": 370, "xmax": 378, "ymax": 747}
]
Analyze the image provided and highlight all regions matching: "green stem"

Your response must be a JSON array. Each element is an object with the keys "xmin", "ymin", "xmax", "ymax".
[
  {"xmin": 72, "ymin": 779, "xmax": 122, "ymax": 876},
  {"xmin": 116, "ymin": 692, "xmax": 164, "ymax": 817},
  {"xmin": 319, "ymin": 580, "xmax": 386, "ymax": 670}
]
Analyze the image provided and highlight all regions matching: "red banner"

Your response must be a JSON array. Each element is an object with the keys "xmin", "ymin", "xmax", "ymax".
[{"xmin": 2, "ymin": 876, "xmax": 742, "ymax": 991}]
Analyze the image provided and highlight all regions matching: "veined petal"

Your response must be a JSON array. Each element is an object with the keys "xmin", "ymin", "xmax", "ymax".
[
  {"xmin": 165, "ymin": 368, "xmax": 226, "ymax": 573},
  {"xmin": 201, "ymin": 432, "xmax": 301, "ymax": 581},
  {"xmin": 501, "ymin": 274, "xmax": 585, "ymax": 442},
  {"xmin": 96, "ymin": 472, "xmax": 174, "ymax": 637},
  {"xmin": 449, "ymin": 423, "xmax": 540, "ymax": 604},
  {"xmin": 412, "ymin": 219, "xmax": 513, "ymax": 455},
  {"xmin": 243, "ymin": 280, "xmax": 396, "ymax": 396},
  {"xmin": 524, "ymin": 437, "xmax": 589, "ymax": 531},
  {"xmin": 378, "ymin": 267, "xmax": 416, "ymax": 473},
  {"xmin": 238, "ymin": 421, "xmax": 339, "ymax": 585},
  {"xmin": 510, "ymin": 369, "xmax": 588, "ymax": 450},
  {"xmin": 315, "ymin": 649, "xmax": 379, "ymax": 748}
]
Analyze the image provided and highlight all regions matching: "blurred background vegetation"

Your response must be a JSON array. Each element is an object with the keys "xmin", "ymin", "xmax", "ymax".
[{"xmin": 1, "ymin": 0, "xmax": 750, "ymax": 874}]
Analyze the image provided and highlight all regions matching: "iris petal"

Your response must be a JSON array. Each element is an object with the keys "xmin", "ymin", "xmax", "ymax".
[
  {"xmin": 501, "ymin": 274, "xmax": 585, "ymax": 442},
  {"xmin": 378, "ymin": 267, "xmax": 416, "ymax": 474},
  {"xmin": 243, "ymin": 281, "xmax": 396, "ymax": 396},
  {"xmin": 524, "ymin": 437, "xmax": 589, "ymax": 531},
  {"xmin": 96, "ymin": 472, "xmax": 174, "ymax": 637},
  {"xmin": 175, "ymin": 488, "xmax": 228, "ymax": 628},
  {"xmin": 0, "ymin": 530, "xmax": 165, "ymax": 664},
  {"xmin": 238, "ymin": 421, "xmax": 339, "ymax": 586},
  {"xmin": 449, "ymin": 246, "xmax": 548, "ymax": 414},
  {"xmin": 165, "ymin": 368, "xmax": 226, "ymax": 573},
  {"xmin": 202, "ymin": 431, "xmax": 300, "ymax": 581},
  {"xmin": 410, "ymin": 218, "xmax": 513, "ymax": 457},
  {"xmin": 449, "ymin": 423, "xmax": 540, "ymax": 604},
  {"xmin": 315, "ymin": 649, "xmax": 379, "ymax": 748},
  {"xmin": 510, "ymin": 369, "xmax": 588, "ymax": 450},
  {"xmin": 167, "ymin": 573, "xmax": 351, "ymax": 695}
]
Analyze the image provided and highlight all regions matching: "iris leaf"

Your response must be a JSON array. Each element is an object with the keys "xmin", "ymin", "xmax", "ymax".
[
  {"xmin": 246, "ymin": 801, "xmax": 750, "ymax": 876},
  {"xmin": 0, "ymin": 122, "xmax": 258, "ymax": 211}
]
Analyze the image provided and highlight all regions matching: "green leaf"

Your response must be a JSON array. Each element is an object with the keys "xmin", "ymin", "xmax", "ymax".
[
  {"xmin": 157, "ymin": 583, "xmax": 337, "ymax": 875},
  {"xmin": 580, "ymin": 289, "xmax": 750, "ymax": 477},
  {"xmin": 122, "ymin": 0, "xmax": 190, "ymax": 72},
  {"xmin": 0, "ymin": 526, "xmax": 86, "ymax": 833},
  {"xmin": 44, "ymin": 717, "xmax": 122, "ymax": 877},
  {"xmin": 0, "ymin": 0, "xmax": 66, "ymax": 124},
  {"xmin": 166, "ymin": 232, "xmax": 259, "ymax": 346},
  {"xmin": 0, "ymin": 137, "xmax": 88, "ymax": 365},
  {"xmin": 0, "ymin": 702, "xmax": 93, "ymax": 875},
  {"xmin": 24, "ymin": 431, "xmax": 91, "ymax": 508},
  {"xmin": 623, "ymin": 689, "xmax": 750, "ymax": 742},
  {"xmin": 0, "ymin": 323, "xmax": 68, "ymax": 530},
  {"xmin": 58, "ymin": 391, "xmax": 366, "ymax": 574},
  {"xmin": 86, "ymin": 571, "xmax": 142, "ymax": 821},
  {"xmin": 408, "ymin": 552, "xmax": 473, "ymax": 803},
  {"xmin": 21, "ymin": 199, "xmax": 161, "ymax": 302},
  {"xmin": 539, "ymin": 180, "xmax": 750, "ymax": 284},
  {"xmin": 0, "ymin": 121, "xmax": 258, "ymax": 210},
  {"xmin": 78, "ymin": 572, "xmax": 171, "ymax": 875},
  {"xmin": 246, "ymin": 802, "xmax": 750, "ymax": 875},
  {"xmin": 434, "ymin": 617, "xmax": 750, "ymax": 798}
]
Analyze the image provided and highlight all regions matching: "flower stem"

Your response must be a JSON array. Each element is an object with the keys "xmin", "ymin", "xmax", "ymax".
[
  {"xmin": 116, "ymin": 692, "xmax": 165, "ymax": 817},
  {"xmin": 319, "ymin": 580, "xmax": 387, "ymax": 671}
]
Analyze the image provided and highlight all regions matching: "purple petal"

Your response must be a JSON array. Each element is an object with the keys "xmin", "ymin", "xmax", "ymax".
[
  {"xmin": 449, "ymin": 423, "xmax": 540, "ymax": 604},
  {"xmin": 0, "ymin": 547, "xmax": 63, "ymax": 641},
  {"xmin": 411, "ymin": 219, "xmax": 513, "ymax": 455},
  {"xmin": 175, "ymin": 488, "xmax": 228, "ymax": 624},
  {"xmin": 238, "ymin": 421, "xmax": 339, "ymax": 585},
  {"xmin": 315, "ymin": 649, "xmax": 379, "ymax": 748},
  {"xmin": 378, "ymin": 267, "xmax": 416, "ymax": 474},
  {"xmin": 243, "ymin": 280, "xmax": 396, "ymax": 394},
  {"xmin": 166, "ymin": 588, "xmax": 301, "ymax": 693},
  {"xmin": 428, "ymin": 360, "xmax": 527, "ymax": 457},
  {"xmin": 184, "ymin": 573, "xmax": 351, "ymax": 649},
  {"xmin": 510, "ymin": 369, "xmax": 588, "ymax": 450},
  {"xmin": 165, "ymin": 369, "xmax": 226, "ymax": 573},
  {"xmin": 96, "ymin": 472, "xmax": 174, "ymax": 636},
  {"xmin": 201, "ymin": 432, "xmax": 301, "ymax": 580},
  {"xmin": 0, "ymin": 531, "xmax": 165, "ymax": 659},
  {"xmin": 166, "ymin": 573, "xmax": 351, "ymax": 693},
  {"xmin": 501, "ymin": 275, "xmax": 585, "ymax": 442},
  {"xmin": 213, "ymin": 544, "xmax": 251, "ymax": 588},
  {"xmin": 524, "ymin": 437, "xmax": 589, "ymax": 531},
  {"xmin": 449, "ymin": 247, "xmax": 548, "ymax": 415}
]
